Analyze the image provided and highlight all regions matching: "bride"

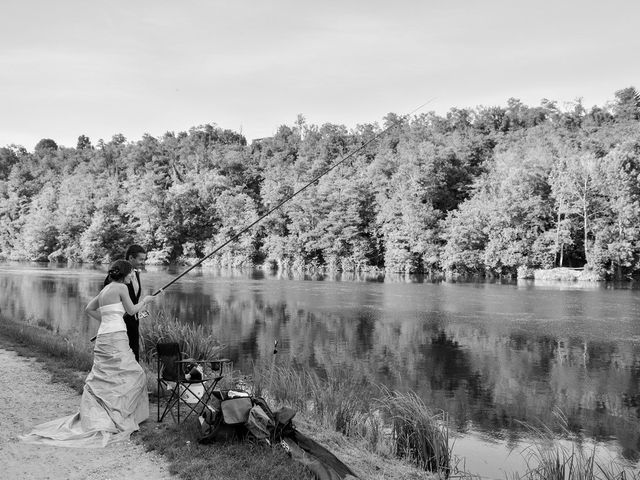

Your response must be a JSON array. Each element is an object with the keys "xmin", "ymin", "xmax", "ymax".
[{"xmin": 21, "ymin": 259, "xmax": 157, "ymax": 447}]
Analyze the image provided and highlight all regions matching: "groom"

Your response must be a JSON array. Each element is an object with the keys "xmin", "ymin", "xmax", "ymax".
[{"xmin": 104, "ymin": 244, "xmax": 147, "ymax": 361}]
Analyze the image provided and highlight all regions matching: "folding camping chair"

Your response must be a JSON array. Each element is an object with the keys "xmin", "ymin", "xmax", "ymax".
[{"xmin": 156, "ymin": 342, "xmax": 232, "ymax": 423}]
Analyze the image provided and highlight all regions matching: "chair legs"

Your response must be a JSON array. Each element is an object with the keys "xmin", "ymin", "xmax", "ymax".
[
  {"xmin": 158, "ymin": 380, "xmax": 181, "ymax": 422},
  {"xmin": 158, "ymin": 377, "xmax": 224, "ymax": 423},
  {"xmin": 156, "ymin": 356, "xmax": 232, "ymax": 424}
]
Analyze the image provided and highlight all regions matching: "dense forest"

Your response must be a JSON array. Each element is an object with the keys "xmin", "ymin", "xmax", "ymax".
[{"xmin": 1, "ymin": 87, "xmax": 640, "ymax": 278}]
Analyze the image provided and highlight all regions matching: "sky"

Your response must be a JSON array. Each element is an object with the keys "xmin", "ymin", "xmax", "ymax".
[{"xmin": 1, "ymin": 0, "xmax": 639, "ymax": 151}]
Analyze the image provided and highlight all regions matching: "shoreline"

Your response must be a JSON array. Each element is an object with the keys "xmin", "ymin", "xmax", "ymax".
[{"xmin": 4, "ymin": 259, "xmax": 633, "ymax": 284}]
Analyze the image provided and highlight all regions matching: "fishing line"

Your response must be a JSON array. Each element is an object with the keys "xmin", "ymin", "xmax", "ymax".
[{"xmin": 151, "ymin": 100, "xmax": 434, "ymax": 296}]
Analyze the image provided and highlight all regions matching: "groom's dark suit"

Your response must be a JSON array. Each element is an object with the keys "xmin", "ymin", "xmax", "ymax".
[{"xmin": 104, "ymin": 270, "xmax": 142, "ymax": 361}]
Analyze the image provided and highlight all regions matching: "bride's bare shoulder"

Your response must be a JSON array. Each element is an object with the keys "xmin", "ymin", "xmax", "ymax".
[
  {"xmin": 101, "ymin": 283, "xmax": 121, "ymax": 294},
  {"xmin": 99, "ymin": 283, "xmax": 126, "ymax": 305}
]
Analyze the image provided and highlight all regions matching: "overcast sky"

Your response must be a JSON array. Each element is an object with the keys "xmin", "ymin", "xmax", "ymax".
[{"xmin": 1, "ymin": 0, "xmax": 639, "ymax": 150}]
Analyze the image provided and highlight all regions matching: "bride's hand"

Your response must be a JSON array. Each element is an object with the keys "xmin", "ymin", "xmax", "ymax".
[{"xmin": 142, "ymin": 295, "xmax": 156, "ymax": 305}]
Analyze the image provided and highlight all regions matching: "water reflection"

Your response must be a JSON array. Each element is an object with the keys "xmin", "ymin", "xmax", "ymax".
[{"xmin": 1, "ymin": 263, "xmax": 640, "ymax": 474}]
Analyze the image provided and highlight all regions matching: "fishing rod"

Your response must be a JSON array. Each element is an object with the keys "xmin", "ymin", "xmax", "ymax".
[{"xmin": 151, "ymin": 101, "xmax": 433, "ymax": 296}]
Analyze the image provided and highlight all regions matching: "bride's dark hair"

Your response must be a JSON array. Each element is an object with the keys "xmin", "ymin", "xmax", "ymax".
[{"xmin": 107, "ymin": 259, "xmax": 134, "ymax": 282}]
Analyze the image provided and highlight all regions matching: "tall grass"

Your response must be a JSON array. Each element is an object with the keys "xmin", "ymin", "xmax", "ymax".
[
  {"xmin": 138, "ymin": 308, "xmax": 230, "ymax": 397},
  {"xmin": 251, "ymin": 361, "xmax": 452, "ymax": 475},
  {"xmin": 0, "ymin": 314, "xmax": 94, "ymax": 393},
  {"xmin": 377, "ymin": 387, "xmax": 450, "ymax": 475},
  {"xmin": 251, "ymin": 363, "xmax": 379, "ymax": 435},
  {"xmin": 508, "ymin": 410, "xmax": 639, "ymax": 480},
  {"xmin": 0, "ymin": 314, "xmax": 93, "ymax": 372},
  {"xmin": 139, "ymin": 308, "xmax": 226, "ymax": 362}
]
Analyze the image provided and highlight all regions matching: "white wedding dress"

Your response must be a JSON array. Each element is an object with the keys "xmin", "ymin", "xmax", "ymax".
[{"xmin": 21, "ymin": 303, "xmax": 149, "ymax": 448}]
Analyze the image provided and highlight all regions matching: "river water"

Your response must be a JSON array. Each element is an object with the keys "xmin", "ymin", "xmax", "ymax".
[{"xmin": 1, "ymin": 262, "xmax": 639, "ymax": 478}]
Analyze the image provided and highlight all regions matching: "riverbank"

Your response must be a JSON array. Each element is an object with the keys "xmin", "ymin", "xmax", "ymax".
[{"xmin": 0, "ymin": 317, "xmax": 440, "ymax": 480}]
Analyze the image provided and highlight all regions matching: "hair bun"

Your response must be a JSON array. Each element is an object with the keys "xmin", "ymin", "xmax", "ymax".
[{"xmin": 108, "ymin": 267, "xmax": 120, "ymax": 276}]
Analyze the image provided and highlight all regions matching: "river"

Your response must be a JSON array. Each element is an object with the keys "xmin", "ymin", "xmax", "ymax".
[{"xmin": 1, "ymin": 262, "xmax": 639, "ymax": 478}]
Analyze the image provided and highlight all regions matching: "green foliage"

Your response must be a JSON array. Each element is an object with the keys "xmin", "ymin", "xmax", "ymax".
[
  {"xmin": 34, "ymin": 138, "xmax": 58, "ymax": 154},
  {"xmin": 1, "ymin": 90, "xmax": 640, "ymax": 277},
  {"xmin": 76, "ymin": 135, "xmax": 92, "ymax": 150},
  {"xmin": 12, "ymin": 184, "xmax": 59, "ymax": 261},
  {"xmin": 613, "ymin": 87, "xmax": 640, "ymax": 122},
  {"xmin": 0, "ymin": 146, "xmax": 21, "ymax": 179}
]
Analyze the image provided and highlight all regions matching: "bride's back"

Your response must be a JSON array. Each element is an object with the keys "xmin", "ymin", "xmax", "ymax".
[{"xmin": 99, "ymin": 283, "xmax": 125, "ymax": 307}]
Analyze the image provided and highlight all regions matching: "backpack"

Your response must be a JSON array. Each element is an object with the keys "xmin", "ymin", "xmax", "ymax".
[
  {"xmin": 198, "ymin": 390, "xmax": 252, "ymax": 444},
  {"xmin": 245, "ymin": 397, "xmax": 276, "ymax": 442},
  {"xmin": 198, "ymin": 392, "xmax": 298, "ymax": 445}
]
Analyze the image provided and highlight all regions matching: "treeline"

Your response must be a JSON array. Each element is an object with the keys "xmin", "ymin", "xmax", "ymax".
[{"xmin": 1, "ymin": 87, "xmax": 640, "ymax": 278}]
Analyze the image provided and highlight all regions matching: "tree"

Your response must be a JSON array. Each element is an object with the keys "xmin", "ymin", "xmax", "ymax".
[
  {"xmin": 441, "ymin": 197, "xmax": 489, "ymax": 274},
  {"xmin": 375, "ymin": 140, "xmax": 446, "ymax": 273},
  {"xmin": 473, "ymin": 106, "xmax": 507, "ymax": 133},
  {"xmin": 34, "ymin": 138, "xmax": 58, "ymax": 154},
  {"xmin": 563, "ymin": 153, "xmax": 603, "ymax": 267},
  {"xmin": 79, "ymin": 189, "xmax": 134, "ymax": 262},
  {"xmin": 206, "ymin": 190, "xmax": 260, "ymax": 267},
  {"xmin": 590, "ymin": 142, "xmax": 640, "ymax": 277},
  {"xmin": 549, "ymin": 157, "xmax": 578, "ymax": 267},
  {"xmin": 14, "ymin": 185, "xmax": 59, "ymax": 261},
  {"xmin": 442, "ymin": 131, "xmax": 555, "ymax": 275},
  {"xmin": 51, "ymin": 168, "xmax": 96, "ymax": 261},
  {"xmin": 613, "ymin": 87, "xmax": 640, "ymax": 122},
  {"xmin": 76, "ymin": 135, "xmax": 92, "ymax": 150},
  {"xmin": 0, "ymin": 146, "xmax": 20, "ymax": 179}
]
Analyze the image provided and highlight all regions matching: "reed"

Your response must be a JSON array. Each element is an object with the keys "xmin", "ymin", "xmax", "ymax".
[
  {"xmin": 376, "ymin": 387, "xmax": 451, "ymax": 476},
  {"xmin": 252, "ymin": 363, "xmax": 377, "ymax": 434},
  {"xmin": 507, "ymin": 411, "xmax": 639, "ymax": 480},
  {"xmin": 139, "ymin": 308, "xmax": 226, "ymax": 362},
  {"xmin": 252, "ymin": 361, "xmax": 451, "ymax": 475}
]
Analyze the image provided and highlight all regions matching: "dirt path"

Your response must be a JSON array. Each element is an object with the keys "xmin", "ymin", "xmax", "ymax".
[{"xmin": 0, "ymin": 348, "xmax": 173, "ymax": 480}]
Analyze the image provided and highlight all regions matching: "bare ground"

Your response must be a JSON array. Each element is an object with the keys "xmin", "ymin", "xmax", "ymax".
[{"xmin": 0, "ymin": 348, "xmax": 173, "ymax": 480}]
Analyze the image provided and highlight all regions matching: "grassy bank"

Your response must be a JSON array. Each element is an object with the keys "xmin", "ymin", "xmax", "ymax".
[
  {"xmin": 0, "ymin": 314, "xmax": 443, "ymax": 480},
  {"xmin": 140, "ymin": 309, "xmax": 453, "ymax": 476},
  {"xmin": 251, "ymin": 363, "xmax": 451, "ymax": 475},
  {"xmin": 0, "ymin": 315, "xmax": 317, "ymax": 480},
  {"xmin": 0, "ymin": 314, "xmax": 93, "ymax": 393}
]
